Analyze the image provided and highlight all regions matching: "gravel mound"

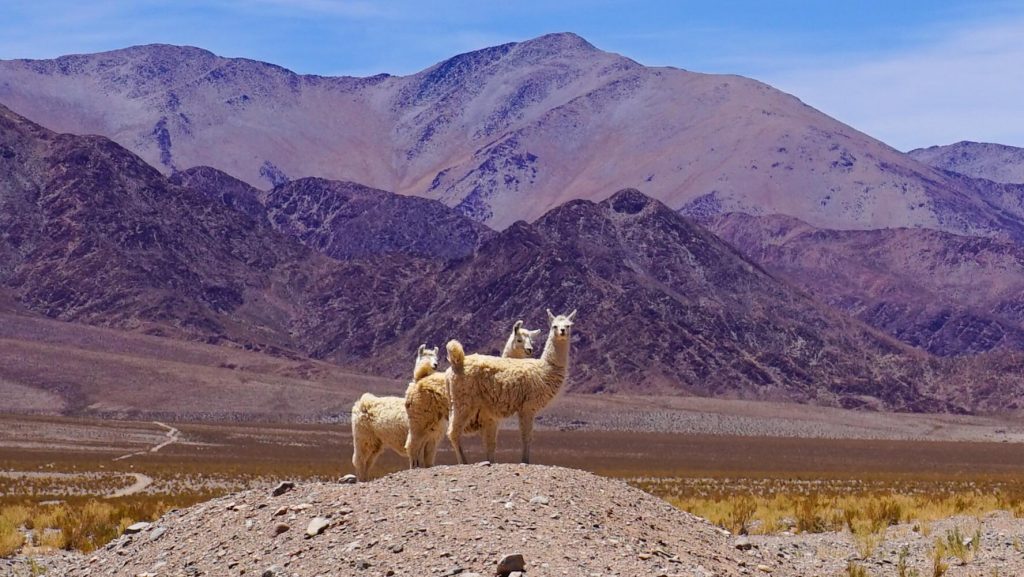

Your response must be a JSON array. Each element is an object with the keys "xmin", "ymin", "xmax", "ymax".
[{"xmin": 54, "ymin": 464, "xmax": 776, "ymax": 576}]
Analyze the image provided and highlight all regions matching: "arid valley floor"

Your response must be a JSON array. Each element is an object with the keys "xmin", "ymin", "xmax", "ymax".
[{"xmin": 5, "ymin": 400, "xmax": 1024, "ymax": 575}]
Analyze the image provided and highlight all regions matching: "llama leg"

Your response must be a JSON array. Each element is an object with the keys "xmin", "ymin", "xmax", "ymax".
[
  {"xmin": 424, "ymin": 437, "xmax": 438, "ymax": 467},
  {"xmin": 447, "ymin": 410, "xmax": 471, "ymax": 465},
  {"xmin": 518, "ymin": 411, "xmax": 536, "ymax": 464},
  {"xmin": 482, "ymin": 418, "xmax": 499, "ymax": 463},
  {"xmin": 405, "ymin": 430, "xmax": 422, "ymax": 469},
  {"xmin": 354, "ymin": 437, "xmax": 382, "ymax": 481}
]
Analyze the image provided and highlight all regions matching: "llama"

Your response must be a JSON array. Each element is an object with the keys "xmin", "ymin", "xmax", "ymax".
[
  {"xmin": 405, "ymin": 321, "xmax": 540, "ymax": 468},
  {"xmin": 351, "ymin": 345, "xmax": 438, "ymax": 481},
  {"xmin": 446, "ymin": 309, "xmax": 576, "ymax": 465},
  {"xmin": 502, "ymin": 319, "xmax": 541, "ymax": 358}
]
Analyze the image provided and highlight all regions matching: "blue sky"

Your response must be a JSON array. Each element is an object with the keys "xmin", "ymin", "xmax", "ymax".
[{"xmin": 1, "ymin": 0, "xmax": 1021, "ymax": 150}]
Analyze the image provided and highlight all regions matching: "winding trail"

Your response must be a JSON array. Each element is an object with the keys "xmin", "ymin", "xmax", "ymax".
[
  {"xmin": 104, "ymin": 422, "xmax": 180, "ymax": 497},
  {"xmin": 112, "ymin": 421, "xmax": 180, "ymax": 462},
  {"xmin": 105, "ymin": 473, "xmax": 153, "ymax": 498}
]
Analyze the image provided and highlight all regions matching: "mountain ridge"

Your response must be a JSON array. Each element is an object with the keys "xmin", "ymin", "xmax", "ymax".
[{"xmin": 3, "ymin": 33, "xmax": 1023, "ymax": 239}]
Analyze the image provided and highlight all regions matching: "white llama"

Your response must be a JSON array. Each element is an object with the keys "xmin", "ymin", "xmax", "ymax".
[{"xmin": 446, "ymin": 309, "xmax": 576, "ymax": 464}]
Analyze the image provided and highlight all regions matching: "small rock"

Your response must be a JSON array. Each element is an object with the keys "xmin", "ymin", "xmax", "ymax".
[
  {"xmin": 262, "ymin": 565, "xmax": 284, "ymax": 577},
  {"xmin": 356, "ymin": 560, "xmax": 371, "ymax": 569},
  {"xmin": 638, "ymin": 553, "xmax": 652, "ymax": 560},
  {"xmin": 271, "ymin": 481, "xmax": 295, "ymax": 497},
  {"xmin": 273, "ymin": 523, "xmax": 290, "ymax": 536},
  {"xmin": 306, "ymin": 517, "xmax": 330, "ymax": 537},
  {"xmin": 529, "ymin": 495, "xmax": 550, "ymax": 505},
  {"xmin": 124, "ymin": 522, "xmax": 151, "ymax": 534},
  {"xmin": 273, "ymin": 506, "xmax": 288, "ymax": 517},
  {"xmin": 148, "ymin": 527, "xmax": 166, "ymax": 542},
  {"xmin": 757, "ymin": 565, "xmax": 772, "ymax": 573},
  {"xmin": 291, "ymin": 503, "xmax": 312, "ymax": 512},
  {"xmin": 475, "ymin": 461, "xmax": 492, "ymax": 467},
  {"xmin": 497, "ymin": 553, "xmax": 526, "ymax": 576},
  {"xmin": 442, "ymin": 567, "xmax": 464, "ymax": 576},
  {"xmin": 735, "ymin": 536, "xmax": 754, "ymax": 551},
  {"xmin": 389, "ymin": 543, "xmax": 404, "ymax": 553},
  {"xmin": 340, "ymin": 474, "xmax": 358, "ymax": 484}
]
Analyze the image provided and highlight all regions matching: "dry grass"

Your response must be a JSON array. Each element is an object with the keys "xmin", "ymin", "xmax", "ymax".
[{"xmin": 635, "ymin": 476, "xmax": 1024, "ymax": 536}]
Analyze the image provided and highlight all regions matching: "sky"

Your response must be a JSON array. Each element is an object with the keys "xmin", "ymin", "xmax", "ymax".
[{"xmin": 0, "ymin": 0, "xmax": 1021, "ymax": 151}]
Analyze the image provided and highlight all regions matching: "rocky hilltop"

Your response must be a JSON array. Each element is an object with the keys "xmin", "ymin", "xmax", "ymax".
[
  {"xmin": 47, "ymin": 465, "xmax": 767, "ymax": 577},
  {"xmin": 910, "ymin": 141, "xmax": 1024, "ymax": 184},
  {"xmin": 1, "ymin": 34, "xmax": 1022, "ymax": 238}
]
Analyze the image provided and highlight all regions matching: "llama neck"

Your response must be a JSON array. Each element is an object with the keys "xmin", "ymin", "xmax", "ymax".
[
  {"xmin": 541, "ymin": 330, "xmax": 570, "ymax": 370},
  {"xmin": 501, "ymin": 333, "xmax": 516, "ymax": 357}
]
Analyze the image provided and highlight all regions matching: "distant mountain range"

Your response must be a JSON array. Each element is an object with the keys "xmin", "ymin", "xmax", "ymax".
[
  {"xmin": 0, "ymin": 102, "xmax": 986, "ymax": 413},
  {"xmin": 5, "ymin": 35, "xmax": 1024, "ymax": 416},
  {"xmin": 1, "ymin": 33, "xmax": 1022, "ymax": 239},
  {"xmin": 910, "ymin": 141, "xmax": 1024, "ymax": 185}
]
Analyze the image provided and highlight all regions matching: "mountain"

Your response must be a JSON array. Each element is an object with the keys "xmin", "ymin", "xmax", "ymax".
[
  {"xmin": 708, "ymin": 213, "xmax": 1024, "ymax": 357},
  {"xmin": 302, "ymin": 188, "xmax": 957, "ymax": 412},
  {"xmin": 0, "ymin": 102, "xmax": 321, "ymax": 352},
  {"xmin": 2, "ymin": 34, "xmax": 1022, "ymax": 238},
  {"xmin": 0, "ymin": 103, "xmax": 1011, "ymax": 413},
  {"xmin": 909, "ymin": 141, "xmax": 1024, "ymax": 184}
]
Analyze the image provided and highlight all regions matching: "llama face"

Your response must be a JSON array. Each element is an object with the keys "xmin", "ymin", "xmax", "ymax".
[
  {"xmin": 547, "ymin": 309, "xmax": 577, "ymax": 340},
  {"xmin": 516, "ymin": 326, "xmax": 542, "ymax": 355},
  {"xmin": 416, "ymin": 344, "xmax": 440, "ymax": 372}
]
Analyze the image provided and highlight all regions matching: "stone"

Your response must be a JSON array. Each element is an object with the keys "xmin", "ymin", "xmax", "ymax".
[
  {"xmin": 273, "ymin": 506, "xmax": 288, "ymax": 517},
  {"xmin": 124, "ymin": 522, "xmax": 151, "ymax": 534},
  {"xmin": 529, "ymin": 495, "xmax": 550, "ymax": 505},
  {"xmin": 273, "ymin": 523, "xmax": 290, "ymax": 536},
  {"xmin": 148, "ymin": 527, "xmax": 166, "ymax": 542},
  {"xmin": 340, "ymin": 474, "xmax": 358, "ymax": 484},
  {"xmin": 475, "ymin": 461, "xmax": 492, "ymax": 467},
  {"xmin": 306, "ymin": 517, "xmax": 331, "ymax": 537},
  {"xmin": 735, "ymin": 536, "xmax": 754, "ymax": 551},
  {"xmin": 262, "ymin": 565, "xmax": 284, "ymax": 577},
  {"xmin": 497, "ymin": 553, "xmax": 526, "ymax": 576},
  {"xmin": 271, "ymin": 482, "xmax": 295, "ymax": 497},
  {"xmin": 757, "ymin": 565, "xmax": 772, "ymax": 573},
  {"xmin": 442, "ymin": 567, "xmax": 464, "ymax": 576}
]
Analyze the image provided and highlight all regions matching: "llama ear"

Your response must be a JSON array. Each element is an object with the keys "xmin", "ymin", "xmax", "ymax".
[
  {"xmin": 547, "ymin": 308, "xmax": 555, "ymax": 323},
  {"xmin": 513, "ymin": 319, "xmax": 523, "ymax": 332},
  {"xmin": 432, "ymin": 346, "xmax": 439, "ymax": 355},
  {"xmin": 528, "ymin": 329, "xmax": 542, "ymax": 337},
  {"xmin": 418, "ymin": 344, "xmax": 426, "ymax": 356},
  {"xmin": 567, "ymin": 309, "xmax": 577, "ymax": 321}
]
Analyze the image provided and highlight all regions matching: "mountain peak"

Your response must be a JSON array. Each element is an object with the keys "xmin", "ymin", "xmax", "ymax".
[{"xmin": 516, "ymin": 32, "xmax": 597, "ymax": 55}]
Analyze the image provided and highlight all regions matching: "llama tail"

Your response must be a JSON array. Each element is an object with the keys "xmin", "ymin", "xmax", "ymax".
[
  {"xmin": 446, "ymin": 340, "xmax": 465, "ymax": 374},
  {"xmin": 352, "ymin": 392, "xmax": 375, "ymax": 419}
]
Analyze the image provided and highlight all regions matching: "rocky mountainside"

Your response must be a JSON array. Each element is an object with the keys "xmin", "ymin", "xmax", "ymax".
[
  {"xmin": 910, "ymin": 141, "xmax": 1024, "ymax": 184},
  {"xmin": 0, "ymin": 102, "xmax": 320, "ymax": 352},
  {"xmin": 2, "ymin": 34, "xmax": 1023, "ymax": 238},
  {"xmin": 2, "ymin": 102, "xmax": 1020, "ymax": 413},
  {"xmin": 708, "ymin": 213, "xmax": 1024, "ymax": 357},
  {"xmin": 298, "ymin": 188, "xmax": 958, "ymax": 411}
]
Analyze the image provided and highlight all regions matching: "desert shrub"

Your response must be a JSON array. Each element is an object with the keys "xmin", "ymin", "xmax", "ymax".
[
  {"xmin": 931, "ymin": 539, "xmax": 949, "ymax": 577},
  {"xmin": 794, "ymin": 495, "xmax": 828, "ymax": 533},
  {"xmin": 943, "ymin": 524, "xmax": 981, "ymax": 565},
  {"xmin": 846, "ymin": 561, "xmax": 871, "ymax": 577},
  {"xmin": 727, "ymin": 496, "xmax": 757, "ymax": 534},
  {"xmin": 0, "ymin": 516, "xmax": 24, "ymax": 557}
]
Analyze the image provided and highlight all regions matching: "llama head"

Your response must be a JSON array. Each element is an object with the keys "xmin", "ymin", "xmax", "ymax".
[
  {"xmin": 546, "ymin": 309, "xmax": 577, "ymax": 341},
  {"xmin": 509, "ymin": 319, "xmax": 542, "ymax": 356},
  {"xmin": 414, "ymin": 344, "xmax": 440, "ymax": 379}
]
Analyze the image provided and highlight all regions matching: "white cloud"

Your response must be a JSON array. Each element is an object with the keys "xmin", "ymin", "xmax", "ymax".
[{"xmin": 762, "ymin": 17, "xmax": 1024, "ymax": 150}]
